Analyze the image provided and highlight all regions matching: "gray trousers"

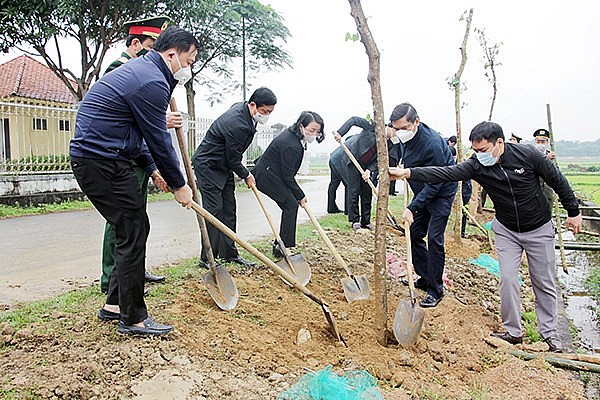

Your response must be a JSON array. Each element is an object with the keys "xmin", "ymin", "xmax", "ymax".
[{"xmin": 491, "ymin": 219, "xmax": 557, "ymax": 338}]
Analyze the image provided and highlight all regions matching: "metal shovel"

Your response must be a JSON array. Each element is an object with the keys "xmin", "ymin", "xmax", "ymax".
[
  {"xmin": 250, "ymin": 186, "xmax": 311, "ymax": 287},
  {"xmin": 170, "ymin": 98, "xmax": 238, "ymax": 311},
  {"xmin": 393, "ymin": 179, "xmax": 425, "ymax": 346},
  {"xmin": 189, "ymin": 200, "xmax": 344, "ymax": 343},
  {"xmin": 339, "ymin": 140, "xmax": 404, "ymax": 234},
  {"xmin": 302, "ymin": 203, "xmax": 370, "ymax": 302}
]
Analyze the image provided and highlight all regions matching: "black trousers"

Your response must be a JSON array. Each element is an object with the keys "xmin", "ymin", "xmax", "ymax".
[
  {"xmin": 345, "ymin": 165, "xmax": 372, "ymax": 226},
  {"xmin": 197, "ymin": 174, "xmax": 240, "ymax": 261},
  {"xmin": 410, "ymin": 194, "xmax": 455, "ymax": 298},
  {"xmin": 71, "ymin": 157, "xmax": 148, "ymax": 325},
  {"xmin": 256, "ymin": 180, "xmax": 299, "ymax": 248},
  {"xmin": 327, "ymin": 160, "xmax": 348, "ymax": 213}
]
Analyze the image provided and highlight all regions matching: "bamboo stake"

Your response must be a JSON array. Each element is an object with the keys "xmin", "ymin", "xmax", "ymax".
[
  {"xmin": 547, "ymin": 104, "xmax": 568, "ymax": 274},
  {"xmin": 500, "ymin": 348, "xmax": 600, "ymax": 373}
]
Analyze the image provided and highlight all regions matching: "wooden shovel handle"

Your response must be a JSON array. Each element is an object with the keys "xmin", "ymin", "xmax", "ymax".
[
  {"xmin": 249, "ymin": 185, "xmax": 297, "ymax": 273},
  {"xmin": 339, "ymin": 140, "xmax": 398, "ymax": 226},
  {"xmin": 189, "ymin": 200, "xmax": 323, "ymax": 304},
  {"xmin": 169, "ymin": 98, "xmax": 217, "ymax": 271},
  {"xmin": 403, "ymin": 179, "xmax": 418, "ymax": 304},
  {"xmin": 302, "ymin": 203, "xmax": 354, "ymax": 278}
]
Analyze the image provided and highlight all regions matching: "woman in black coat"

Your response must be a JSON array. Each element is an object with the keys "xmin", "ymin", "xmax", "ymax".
[{"xmin": 252, "ymin": 111, "xmax": 324, "ymax": 258}]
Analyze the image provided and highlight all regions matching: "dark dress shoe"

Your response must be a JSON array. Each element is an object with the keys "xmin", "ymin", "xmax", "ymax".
[
  {"xmin": 199, "ymin": 259, "xmax": 220, "ymax": 270},
  {"xmin": 223, "ymin": 256, "xmax": 255, "ymax": 267},
  {"xmin": 544, "ymin": 336, "xmax": 563, "ymax": 352},
  {"xmin": 117, "ymin": 317, "xmax": 173, "ymax": 336},
  {"xmin": 401, "ymin": 277, "xmax": 428, "ymax": 291},
  {"xmin": 490, "ymin": 331, "xmax": 523, "ymax": 344},
  {"xmin": 144, "ymin": 270, "xmax": 166, "ymax": 283},
  {"xmin": 98, "ymin": 308, "xmax": 120, "ymax": 321},
  {"xmin": 420, "ymin": 293, "xmax": 444, "ymax": 308},
  {"xmin": 272, "ymin": 243, "xmax": 284, "ymax": 259},
  {"xmin": 327, "ymin": 207, "xmax": 342, "ymax": 214}
]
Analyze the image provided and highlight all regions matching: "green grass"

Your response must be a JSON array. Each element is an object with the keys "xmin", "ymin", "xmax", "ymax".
[
  {"xmin": 584, "ymin": 253, "xmax": 600, "ymax": 314},
  {"xmin": 0, "ymin": 191, "xmax": 176, "ymax": 219},
  {"xmin": 565, "ymin": 174, "xmax": 600, "ymax": 204},
  {"xmin": 522, "ymin": 310, "xmax": 542, "ymax": 343}
]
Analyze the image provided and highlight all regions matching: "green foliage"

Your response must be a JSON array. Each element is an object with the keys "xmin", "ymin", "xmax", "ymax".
[
  {"xmin": 3, "ymin": 154, "xmax": 70, "ymax": 172},
  {"xmin": 0, "ymin": 0, "xmax": 161, "ymax": 99},
  {"xmin": 584, "ymin": 253, "xmax": 600, "ymax": 315},
  {"xmin": 565, "ymin": 173, "xmax": 600, "ymax": 204},
  {"xmin": 522, "ymin": 311, "xmax": 542, "ymax": 343},
  {"xmin": 345, "ymin": 32, "xmax": 359, "ymax": 42},
  {"xmin": 168, "ymin": 0, "xmax": 291, "ymax": 106},
  {"xmin": 468, "ymin": 382, "xmax": 490, "ymax": 400}
]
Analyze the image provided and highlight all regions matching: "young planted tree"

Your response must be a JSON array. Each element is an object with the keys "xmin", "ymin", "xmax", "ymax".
[
  {"xmin": 447, "ymin": 8, "xmax": 474, "ymax": 243},
  {"xmin": 0, "ymin": 0, "xmax": 161, "ymax": 100},
  {"xmin": 474, "ymin": 27, "xmax": 502, "ymax": 212},
  {"xmin": 347, "ymin": 0, "xmax": 392, "ymax": 345},
  {"xmin": 475, "ymin": 27, "xmax": 502, "ymax": 122}
]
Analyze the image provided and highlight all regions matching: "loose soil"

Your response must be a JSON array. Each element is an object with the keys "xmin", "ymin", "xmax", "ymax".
[{"xmin": 0, "ymin": 227, "xmax": 587, "ymax": 399}]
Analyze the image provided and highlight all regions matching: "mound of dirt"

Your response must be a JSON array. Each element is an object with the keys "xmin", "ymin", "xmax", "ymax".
[{"xmin": 0, "ymin": 228, "xmax": 587, "ymax": 399}]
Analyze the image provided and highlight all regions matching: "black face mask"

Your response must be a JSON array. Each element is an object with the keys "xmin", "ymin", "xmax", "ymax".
[{"xmin": 136, "ymin": 48, "xmax": 149, "ymax": 57}]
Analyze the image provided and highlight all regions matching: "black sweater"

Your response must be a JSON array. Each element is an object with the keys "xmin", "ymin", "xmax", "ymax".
[{"xmin": 410, "ymin": 142, "xmax": 579, "ymax": 233}]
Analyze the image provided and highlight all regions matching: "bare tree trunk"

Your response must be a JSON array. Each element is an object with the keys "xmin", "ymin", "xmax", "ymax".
[
  {"xmin": 186, "ymin": 84, "xmax": 197, "ymax": 152},
  {"xmin": 488, "ymin": 78, "xmax": 497, "ymax": 122},
  {"xmin": 348, "ymin": 0, "xmax": 391, "ymax": 346},
  {"xmin": 451, "ymin": 9, "xmax": 474, "ymax": 244}
]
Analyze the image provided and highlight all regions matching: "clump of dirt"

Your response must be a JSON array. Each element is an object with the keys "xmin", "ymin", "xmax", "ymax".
[{"xmin": 0, "ymin": 228, "xmax": 587, "ymax": 399}]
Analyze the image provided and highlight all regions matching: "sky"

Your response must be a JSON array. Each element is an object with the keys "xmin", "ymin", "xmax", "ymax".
[
  {"xmin": 1, "ymin": 0, "xmax": 598, "ymax": 154},
  {"xmin": 192, "ymin": 0, "xmax": 599, "ymax": 153}
]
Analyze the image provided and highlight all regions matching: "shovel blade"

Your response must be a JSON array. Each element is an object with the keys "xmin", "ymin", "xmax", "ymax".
[
  {"xmin": 321, "ymin": 303, "xmax": 344, "ymax": 344},
  {"xmin": 340, "ymin": 275, "xmax": 370, "ymax": 302},
  {"xmin": 393, "ymin": 300, "xmax": 425, "ymax": 346},
  {"xmin": 277, "ymin": 253, "xmax": 311, "ymax": 287},
  {"xmin": 202, "ymin": 266, "xmax": 238, "ymax": 311}
]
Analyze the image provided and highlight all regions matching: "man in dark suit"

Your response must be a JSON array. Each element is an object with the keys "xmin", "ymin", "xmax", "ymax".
[
  {"xmin": 389, "ymin": 103, "xmax": 457, "ymax": 308},
  {"xmin": 192, "ymin": 87, "xmax": 277, "ymax": 268},
  {"xmin": 327, "ymin": 133, "xmax": 360, "ymax": 215},
  {"xmin": 333, "ymin": 116, "xmax": 395, "ymax": 230},
  {"xmin": 100, "ymin": 16, "xmax": 173, "ymax": 293}
]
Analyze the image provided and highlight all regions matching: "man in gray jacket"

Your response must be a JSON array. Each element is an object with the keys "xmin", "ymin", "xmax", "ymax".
[{"xmin": 389, "ymin": 121, "xmax": 582, "ymax": 352}]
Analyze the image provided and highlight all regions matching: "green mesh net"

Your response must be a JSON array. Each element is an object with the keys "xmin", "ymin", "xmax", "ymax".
[{"xmin": 278, "ymin": 365, "xmax": 384, "ymax": 400}]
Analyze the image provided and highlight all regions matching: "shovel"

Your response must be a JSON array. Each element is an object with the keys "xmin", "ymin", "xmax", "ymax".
[
  {"xmin": 338, "ymin": 140, "xmax": 404, "ymax": 234},
  {"xmin": 302, "ymin": 203, "xmax": 370, "ymax": 302},
  {"xmin": 250, "ymin": 185, "xmax": 311, "ymax": 286},
  {"xmin": 170, "ymin": 98, "xmax": 238, "ymax": 311},
  {"xmin": 189, "ymin": 199, "xmax": 344, "ymax": 343},
  {"xmin": 392, "ymin": 179, "xmax": 425, "ymax": 346}
]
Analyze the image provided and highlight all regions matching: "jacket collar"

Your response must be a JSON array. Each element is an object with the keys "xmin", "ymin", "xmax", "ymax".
[{"xmin": 147, "ymin": 49, "xmax": 178, "ymax": 91}]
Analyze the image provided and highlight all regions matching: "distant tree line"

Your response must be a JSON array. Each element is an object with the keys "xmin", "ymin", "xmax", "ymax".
[{"xmin": 554, "ymin": 139, "xmax": 600, "ymax": 158}]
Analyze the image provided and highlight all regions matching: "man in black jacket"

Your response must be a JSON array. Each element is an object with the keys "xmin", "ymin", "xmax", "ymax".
[
  {"xmin": 389, "ymin": 103, "xmax": 457, "ymax": 308},
  {"xmin": 192, "ymin": 87, "xmax": 277, "ymax": 267},
  {"xmin": 333, "ymin": 116, "xmax": 396, "ymax": 230},
  {"xmin": 389, "ymin": 121, "xmax": 583, "ymax": 352}
]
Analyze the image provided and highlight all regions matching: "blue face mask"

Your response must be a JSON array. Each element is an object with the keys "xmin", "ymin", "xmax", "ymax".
[{"xmin": 475, "ymin": 143, "xmax": 499, "ymax": 166}]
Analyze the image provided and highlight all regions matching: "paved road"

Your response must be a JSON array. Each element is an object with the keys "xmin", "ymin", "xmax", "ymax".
[{"xmin": 0, "ymin": 176, "xmax": 342, "ymax": 308}]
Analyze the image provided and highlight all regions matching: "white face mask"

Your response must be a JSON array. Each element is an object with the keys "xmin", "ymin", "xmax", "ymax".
[
  {"xmin": 390, "ymin": 136, "xmax": 400, "ymax": 145},
  {"xmin": 475, "ymin": 143, "xmax": 499, "ymax": 166},
  {"xmin": 173, "ymin": 55, "xmax": 192, "ymax": 86},
  {"xmin": 302, "ymin": 127, "xmax": 317, "ymax": 143},
  {"xmin": 396, "ymin": 128, "xmax": 417, "ymax": 143},
  {"xmin": 253, "ymin": 112, "xmax": 270, "ymax": 125},
  {"xmin": 536, "ymin": 143, "xmax": 548, "ymax": 155}
]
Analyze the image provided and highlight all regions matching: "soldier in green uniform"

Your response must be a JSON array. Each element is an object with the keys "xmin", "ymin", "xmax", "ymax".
[
  {"xmin": 104, "ymin": 16, "xmax": 170, "ymax": 74},
  {"xmin": 533, "ymin": 128, "xmax": 557, "ymax": 216},
  {"xmin": 100, "ymin": 16, "xmax": 177, "ymax": 293}
]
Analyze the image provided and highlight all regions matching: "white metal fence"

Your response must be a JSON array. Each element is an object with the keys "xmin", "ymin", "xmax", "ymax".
[{"xmin": 0, "ymin": 102, "xmax": 279, "ymax": 175}]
